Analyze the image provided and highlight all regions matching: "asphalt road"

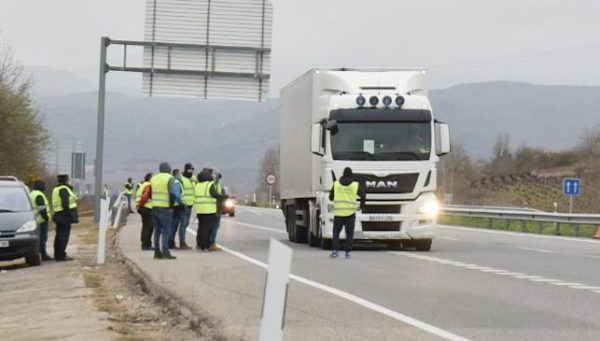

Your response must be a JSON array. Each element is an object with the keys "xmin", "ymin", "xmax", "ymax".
[{"xmin": 210, "ymin": 206, "xmax": 600, "ymax": 341}]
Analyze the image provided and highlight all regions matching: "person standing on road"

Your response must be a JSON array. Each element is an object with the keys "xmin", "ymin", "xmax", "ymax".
[
  {"xmin": 210, "ymin": 171, "xmax": 226, "ymax": 251},
  {"xmin": 51, "ymin": 174, "xmax": 79, "ymax": 262},
  {"xmin": 195, "ymin": 168, "xmax": 228, "ymax": 252},
  {"xmin": 30, "ymin": 180, "xmax": 53, "ymax": 261},
  {"xmin": 176, "ymin": 163, "xmax": 195, "ymax": 249},
  {"xmin": 150, "ymin": 162, "xmax": 177, "ymax": 260},
  {"xmin": 168, "ymin": 169, "xmax": 185, "ymax": 249},
  {"xmin": 124, "ymin": 178, "xmax": 134, "ymax": 213},
  {"xmin": 137, "ymin": 173, "xmax": 154, "ymax": 250},
  {"xmin": 329, "ymin": 167, "xmax": 365, "ymax": 259}
]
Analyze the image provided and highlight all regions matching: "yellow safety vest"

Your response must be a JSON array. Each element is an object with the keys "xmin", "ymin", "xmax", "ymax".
[
  {"xmin": 52, "ymin": 185, "xmax": 78, "ymax": 213},
  {"xmin": 150, "ymin": 173, "xmax": 173, "ymax": 208},
  {"xmin": 195, "ymin": 181, "xmax": 217, "ymax": 214},
  {"xmin": 30, "ymin": 190, "xmax": 50, "ymax": 224},
  {"xmin": 135, "ymin": 181, "xmax": 153, "ymax": 209},
  {"xmin": 333, "ymin": 181, "xmax": 359, "ymax": 217},
  {"xmin": 181, "ymin": 176, "xmax": 195, "ymax": 206},
  {"xmin": 124, "ymin": 182, "xmax": 133, "ymax": 195}
]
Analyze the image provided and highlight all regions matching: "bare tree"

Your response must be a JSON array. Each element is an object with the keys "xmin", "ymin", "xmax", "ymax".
[
  {"xmin": 0, "ymin": 35, "xmax": 48, "ymax": 181},
  {"xmin": 255, "ymin": 145, "xmax": 279, "ymax": 202}
]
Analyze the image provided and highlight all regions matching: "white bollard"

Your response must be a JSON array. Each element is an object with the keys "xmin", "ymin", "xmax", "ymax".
[
  {"xmin": 97, "ymin": 198, "xmax": 109, "ymax": 264},
  {"xmin": 259, "ymin": 239, "xmax": 293, "ymax": 341}
]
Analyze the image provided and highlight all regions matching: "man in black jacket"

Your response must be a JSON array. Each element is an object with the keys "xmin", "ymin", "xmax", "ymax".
[
  {"xmin": 329, "ymin": 167, "xmax": 366, "ymax": 259},
  {"xmin": 52, "ymin": 174, "xmax": 79, "ymax": 262}
]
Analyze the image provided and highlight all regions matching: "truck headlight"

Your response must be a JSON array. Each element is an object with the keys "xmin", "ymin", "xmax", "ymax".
[
  {"xmin": 418, "ymin": 201, "xmax": 439, "ymax": 218},
  {"xmin": 17, "ymin": 220, "xmax": 37, "ymax": 233}
]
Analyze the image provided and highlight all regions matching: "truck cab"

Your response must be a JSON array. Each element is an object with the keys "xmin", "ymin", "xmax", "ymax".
[{"xmin": 280, "ymin": 69, "xmax": 450, "ymax": 251}]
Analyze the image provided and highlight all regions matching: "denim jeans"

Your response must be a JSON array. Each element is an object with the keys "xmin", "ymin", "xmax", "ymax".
[
  {"xmin": 209, "ymin": 213, "xmax": 222, "ymax": 246},
  {"xmin": 178, "ymin": 205, "xmax": 192, "ymax": 245},
  {"xmin": 152, "ymin": 207, "xmax": 172, "ymax": 254},
  {"xmin": 39, "ymin": 220, "xmax": 49, "ymax": 256},
  {"xmin": 169, "ymin": 206, "xmax": 182, "ymax": 248}
]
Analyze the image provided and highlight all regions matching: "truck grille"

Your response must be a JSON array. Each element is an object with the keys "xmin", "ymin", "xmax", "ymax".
[
  {"xmin": 362, "ymin": 205, "xmax": 401, "ymax": 214},
  {"xmin": 361, "ymin": 221, "xmax": 401, "ymax": 232},
  {"xmin": 354, "ymin": 173, "xmax": 419, "ymax": 194}
]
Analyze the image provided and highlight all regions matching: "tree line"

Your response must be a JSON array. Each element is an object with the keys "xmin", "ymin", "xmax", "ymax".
[{"xmin": 0, "ymin": 36, "xmax": 49, "ymax": 182}]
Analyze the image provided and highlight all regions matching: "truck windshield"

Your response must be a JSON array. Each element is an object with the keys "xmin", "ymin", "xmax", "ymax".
[{"xmin": 331, "ymin": 122, "xmax": 431, "ymax": 161}]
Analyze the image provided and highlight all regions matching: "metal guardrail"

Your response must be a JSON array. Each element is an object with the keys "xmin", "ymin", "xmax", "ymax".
[{"xmin": 440, "ymin": 205, "xmax": 600, "ymax": 226}]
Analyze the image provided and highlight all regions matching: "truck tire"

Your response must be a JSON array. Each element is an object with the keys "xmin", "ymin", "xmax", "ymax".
[
  {"xmin": 286, "ymin": 205, "xmax": 297, "ymax": 242},
  {"xmin": 321, "ymin": 238, "xmax": 332, "ymax": 250},
  {"xmin": 308, "ymin": 228, "xmax": 320, "ymax": 247},
  {"xmin": 26, "ymin": 252, "xmax": 41, "ymax": 266},
  {"xmin": 415, "ymin": 239, "xmax": 432, "ymax": 252}
]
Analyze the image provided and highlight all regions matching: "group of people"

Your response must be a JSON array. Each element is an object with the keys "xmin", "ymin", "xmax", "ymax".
[
  {"xmin": 130, "ymin": 162, "xmax": 228, "ymax": 260},
  {"xmin": 30, "ymin": 174, "xmax": 79, "ymax": 262}
]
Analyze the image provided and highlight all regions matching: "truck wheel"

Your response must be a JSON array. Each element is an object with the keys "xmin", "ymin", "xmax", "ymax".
[
  {"xmin": 387, "ymin": 241, "xmax": 402, "ymax": 250},
  {"xmin": 415, "ymin": 239, "xmax": 432, "ymax": 252},
  {"xmin": 295, "ymin": 226, "xmax": 308, "ymax": 243},
  {"xmin": 286, "ymin": 205, "xmax": 297, "ymax": 242},
  {"xmin": 308, "ymin": 229, "xmax": 320, "ymax": 247},
  {"xmin": 26, "ymin": 252, "xmax": 41, "ymax": 266}
]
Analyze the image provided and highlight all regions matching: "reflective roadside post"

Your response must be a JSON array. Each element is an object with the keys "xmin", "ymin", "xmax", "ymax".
[
  {"xmin": 97, "ymin": 198, "xmax": 109, "ymax": 264},
  {"xmin": 259, "ymin": 239, "xmax": 293, "ymax": 341}
]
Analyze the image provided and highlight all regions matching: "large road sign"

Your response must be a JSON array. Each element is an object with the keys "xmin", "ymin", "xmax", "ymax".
[
  {"xmin": 143, "ymin": 0, "xmax": 273, "ymax": 101},
  {"xmin": 563, "ymin": 178, "xmax": 581, "ymax": 196}
]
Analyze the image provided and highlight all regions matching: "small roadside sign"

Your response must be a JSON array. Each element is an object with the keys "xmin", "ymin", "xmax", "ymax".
[
  {"xmin": 266, "ymin": 174, "xmax": 276, "ymax": 185},
  {"xmin": 563, "ymin": 178, "xmax": 581, "ymax": 196}
]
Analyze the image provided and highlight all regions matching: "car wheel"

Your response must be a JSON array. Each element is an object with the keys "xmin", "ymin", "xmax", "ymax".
[
  {"xmin": 229, "ymin": 212, "xmax": 235, "ymax": 217},
  {"xmin": 26, "ymin": 252, "xmax": 41, "ymax": 266}
]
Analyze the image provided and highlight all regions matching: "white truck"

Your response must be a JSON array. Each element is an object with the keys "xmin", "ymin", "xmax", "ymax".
[{"xmin": 279, "ymin": 68, "xmax": 450, "ymax": 251}]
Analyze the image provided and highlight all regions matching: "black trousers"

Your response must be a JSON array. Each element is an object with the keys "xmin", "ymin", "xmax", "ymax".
[
  {"xmin": 196, "ymin": 214, "xmax": 215, "ymax": 250},
  {"xmin": 139, "ymin": 207, "xmax": 154, "ymax": 248},
  {"xmin": 332, "ymin": 215, "xmax": 356, "ymax": 252},
  {"xmin": 54, "ymin": 212, "xmax": 72, "ymax": 259}
]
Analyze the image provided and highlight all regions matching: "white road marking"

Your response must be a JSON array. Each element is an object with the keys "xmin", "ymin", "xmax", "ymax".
[
  {"xmin": 228, "ymin": 221, "xmax": 287, "ymax": 235},
  {"xmin": 186, "ymin": 227, "xmax": 470, "ymax": 341},
  {"xmin": 518, "ymin": 247, "xmax": 554, "ymax": 254},
  {"xmin": 529, "ymin": 278, "xmax": 561, "ymax": 283},
  {"xmin": 391, "ymin": 252, "xmax": 600, "ymax": 295},
  {"xmin": 439, "ymin": 237, "xmax": 460, "ymax": 241},
  {"xmin": 438, "ymin": 225, "xmax": 600, "ymax": 244},
  {"xmin": 569, "ymin": 286, "xmax": 600, "ymax": 290},
  {"xmin": 551, "ymin": 282, "xmax": 583, "ymax": 286}
]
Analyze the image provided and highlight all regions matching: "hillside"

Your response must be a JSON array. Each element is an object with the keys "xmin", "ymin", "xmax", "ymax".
[{"xmin": 31, "ymin": 68, "xmax": 600, "ymax": 195}]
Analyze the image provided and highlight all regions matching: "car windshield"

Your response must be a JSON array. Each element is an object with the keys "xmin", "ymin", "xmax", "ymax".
[
  {"xmin": 0, "ymin": 186, "xmax": 32, "ymax": 212},
  {"xmin": 331, "ymin": 122, "xmax": 432, "ymax": 161}
]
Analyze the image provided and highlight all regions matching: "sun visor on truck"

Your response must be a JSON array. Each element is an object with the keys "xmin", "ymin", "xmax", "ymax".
[{"xmin": 329, "ymin": 109, "xmax": 432, "ymax": 122}]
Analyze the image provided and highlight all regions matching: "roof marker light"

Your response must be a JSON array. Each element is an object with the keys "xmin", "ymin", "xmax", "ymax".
[
  {"xmin": 356, "ymin": 95, "xmax": 366, "ymax": 107},
  {"xmin": 395, "ymin": 95, "xmax": 405, "ymax": 107},
  {"xmin": 382, "ymin": 96, "xmax": 392, "ymax": 107},
  {"xmin": 369, "ymin": 96, "xmax": 379, "ymax": 107}
]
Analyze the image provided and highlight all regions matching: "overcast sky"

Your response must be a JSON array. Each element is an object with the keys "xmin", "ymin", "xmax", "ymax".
[{"xmin": 1, "ymin": 0, "xmax": 599, "ymax": 95}]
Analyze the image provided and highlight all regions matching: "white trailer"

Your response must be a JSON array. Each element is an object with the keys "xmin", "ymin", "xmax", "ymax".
[{"xmin": 279, "ymin": 68, "xmax": 450, "ymax": 251}]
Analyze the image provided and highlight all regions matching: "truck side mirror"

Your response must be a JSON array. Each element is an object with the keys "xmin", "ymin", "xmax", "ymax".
[
  {"xmin": 325, "ymin": 120, "xmax": 338, "ymax": 135},
  {"xmin": 435, "ymin": 122, "xmax": 451, "ymax": 156},
  {"xmin": 311, "ymin": 123, "xmax": 325, "ymax": 156}
]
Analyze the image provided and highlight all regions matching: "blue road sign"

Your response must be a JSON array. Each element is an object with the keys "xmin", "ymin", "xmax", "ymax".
[{"xmin": 563, "ymin": 178, "xmax": 581, "ymax": 196}]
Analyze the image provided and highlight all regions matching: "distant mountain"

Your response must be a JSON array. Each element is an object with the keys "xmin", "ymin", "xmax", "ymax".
[
  {"xmin": 33, "ymin": 72, "xmax": 600, "ymax": 195},
  {"xmin": 24, "ymin": 66, "xmax": 95, "ymax": 98},
  {"xmin": 430, "ymin": 82, "xmax": 600, "ymax": 158}
]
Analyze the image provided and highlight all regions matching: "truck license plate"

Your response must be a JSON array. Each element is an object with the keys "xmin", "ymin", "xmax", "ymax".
[
  {"xmin": 0, "ymin": 240, "xmax": 8, "ymax": 248},
  {"xmin": 368, "ymin": 215, "xmax": 395, "ymax": 222}
]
